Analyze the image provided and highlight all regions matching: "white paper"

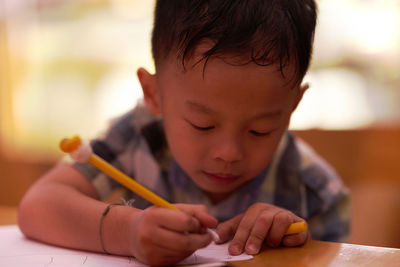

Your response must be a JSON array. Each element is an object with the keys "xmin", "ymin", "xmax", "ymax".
[{"xmin": 0, "ymin": 225, "xmax": 252, "ymax": 266}]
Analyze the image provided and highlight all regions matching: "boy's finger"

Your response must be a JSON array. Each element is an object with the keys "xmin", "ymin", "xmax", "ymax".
[
  {"xmin": 191, "ymin": 210, "xmax": 218, "ymax": 228},
  {"xmin": 176, "ymin": 204, "xmax": 218, "ymax": 228},
  {"xmin": 150, "ymin": 208, "xmax": 201, "ymax": 233},
  {"xmin": 281, "ymin": 231, "xmax": 308, "ymax": 247},
  {"xmin": 148, "ymin": 226, "xmax": 212, "ymax": 252},
  {"xmin": 228, "ymin": 212, "xmax": 260, "ymax": 255},
  {"xmin": 244, "ymin": 211, "xmax": 274, "ymax": 255},
  {"xmin": 216, "ymin": 214, "xmax": 243, "ymax": 243},
  {"xmin": 266, "ymin": 211, "xmax": 293, "ymax": 247},
  {"xmin": 176, "ymin": 203, "xmax": 209, "ymax": 214}
]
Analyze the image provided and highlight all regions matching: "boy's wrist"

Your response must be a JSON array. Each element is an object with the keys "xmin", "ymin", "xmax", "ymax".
[
  {"xmin": 99, "ymin": 203, "xmax": 124, "ymax": 254},
  {"xmin": 100, "ymin": 204, "xmax": 141, "ymax": 256}
]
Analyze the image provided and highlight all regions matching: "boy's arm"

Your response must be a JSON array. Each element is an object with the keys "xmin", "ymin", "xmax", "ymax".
[
  {"xmin": 18, "ymin": 162, "xmax": 137, "ymax": 255},
  {"xmin": 18, "ymin": 162, "xmax": 216, "ymax": 265}
]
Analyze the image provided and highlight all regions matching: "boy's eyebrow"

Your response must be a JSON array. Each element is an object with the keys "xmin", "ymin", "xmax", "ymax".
[
  {"xmin": 252, "ymin": 110, "xmax": 282, "ymax": 120},
  {"xmin": 185, "ymin": 100, "xmax": 282, "ymax": 119},
  {"xmin": 185, "ymin": 100, "xmax": 216, "ymax": 114}
]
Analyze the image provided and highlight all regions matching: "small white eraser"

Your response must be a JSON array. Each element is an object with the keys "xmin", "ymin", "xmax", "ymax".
[{"xmin": 207, "ymin": 228, "xmax": 220, "ymax": 243}]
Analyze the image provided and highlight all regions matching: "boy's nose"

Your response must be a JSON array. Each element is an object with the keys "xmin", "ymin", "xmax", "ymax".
[{"xmin": 211, "ymin": 136, "xmax": 244, "ymax": 163}]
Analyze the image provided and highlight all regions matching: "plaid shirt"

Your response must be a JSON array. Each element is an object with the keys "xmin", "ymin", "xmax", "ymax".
[{"xmin": 73, "ymin": 104, "xmax": 350, "ymax": 242}]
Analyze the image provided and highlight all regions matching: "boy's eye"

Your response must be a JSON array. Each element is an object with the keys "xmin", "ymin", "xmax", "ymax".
[
  {"xmin": 185, "ymin": 119, "xmax": 214, "ymax": 131},
  {"xmin": 250, "ymin": 130, "xmax": 271, "ymax": 137},
  {"xmin": 192, "ymin": 124, "xmax": 215, "ymax": 131}
]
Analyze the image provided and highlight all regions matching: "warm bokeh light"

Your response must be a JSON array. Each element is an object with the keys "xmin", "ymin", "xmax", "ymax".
[
  {"xmin": 315, "ymin": 0, "xmax": 400, "ymax": 59},
  {"xmin": 291, "ymin": 69, "xmax": 374, "ymax": 129}
]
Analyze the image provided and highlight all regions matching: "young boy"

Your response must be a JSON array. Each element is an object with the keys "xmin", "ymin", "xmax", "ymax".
[{"xmin": 18, "ymin": 0, "xmax": 350, "ymax": 266}]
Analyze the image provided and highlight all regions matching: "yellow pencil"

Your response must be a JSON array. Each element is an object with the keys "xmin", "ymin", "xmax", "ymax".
[{"xmin": 60, "ymin": 135, "xmax": 307, "ymax": 238}]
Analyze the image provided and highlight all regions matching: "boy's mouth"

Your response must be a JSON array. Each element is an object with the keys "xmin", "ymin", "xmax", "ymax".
[{"xmin": 203, "ymin": 171, "xmax": 240, "ymax": 184}]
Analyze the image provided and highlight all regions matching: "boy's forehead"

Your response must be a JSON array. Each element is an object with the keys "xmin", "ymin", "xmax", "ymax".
[{"xmin": 157, "ymin": 58, "xmax": 299, "ymax": 107}]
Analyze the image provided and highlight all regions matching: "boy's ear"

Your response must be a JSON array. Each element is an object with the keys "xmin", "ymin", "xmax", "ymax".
[
  {"xmin": 292, "ymin": 83, "xmax": 309, "ymax": 112},
  {"xmin": 137, "ymin": 67, "xmax": 161, "ymax": 115}
]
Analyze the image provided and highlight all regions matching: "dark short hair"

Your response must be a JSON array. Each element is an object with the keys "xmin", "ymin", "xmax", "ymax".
[{"xmin": 151, "ymin": 0, "xmax": 317, "ymax": 83}]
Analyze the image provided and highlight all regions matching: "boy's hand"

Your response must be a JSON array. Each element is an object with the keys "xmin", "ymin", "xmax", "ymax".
[
  {"xmin": 216, "ymin": 203, "xmax": 309, "ymax": 255},
  {"xmin": 129, "ymin": 204, "xmax": 218, "ymax": 266}
]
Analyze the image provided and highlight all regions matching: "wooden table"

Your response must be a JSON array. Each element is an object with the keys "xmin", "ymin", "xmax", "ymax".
[
  {"xmin": 1, "ymin": 206, "xmax": 399, "ymax": 266},
  {"xmin": 231, "ymin": 240, "xmax": 400, "ymax": 267}
]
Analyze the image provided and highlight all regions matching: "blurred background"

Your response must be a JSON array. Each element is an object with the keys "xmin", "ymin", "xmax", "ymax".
[{"xmin": 0, "ymin": 0, "xmax": 399, "ymax": 248}]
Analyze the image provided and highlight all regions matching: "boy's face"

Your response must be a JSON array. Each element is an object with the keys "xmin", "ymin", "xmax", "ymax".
[{"xmin": 138, "ymin": 53, "xmax": 305, "ymax": 203}]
